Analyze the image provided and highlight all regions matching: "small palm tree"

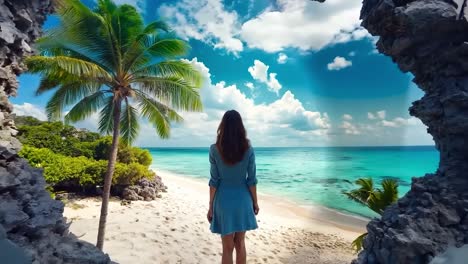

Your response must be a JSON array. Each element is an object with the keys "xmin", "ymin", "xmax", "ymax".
[
  {"xmin": 26, "ymin": 0, "xmax": 203, "ymax": 250},
  {"xmin": 343, "ymin": 178, "xmax": 398, "ymax": 252}
]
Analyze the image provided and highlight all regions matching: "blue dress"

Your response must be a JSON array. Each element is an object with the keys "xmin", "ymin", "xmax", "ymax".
[{"xmin": 209, "ymin": 144, "xmax": 258, "ymax": 236}]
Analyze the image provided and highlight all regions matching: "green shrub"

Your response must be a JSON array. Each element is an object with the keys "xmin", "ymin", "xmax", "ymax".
[
  {"xmin": 113, "ymin": 162, "xmax": 153, "ymax": 185},
  {"xmin": 15, "ymin": 116, "xmax": 155, "ymax": 193},
  {"xmin": 19, "ymin": 146, "xmax": 154, "ymax": 191},
  {"xmin": 17, "ymin": 121, "xmax": 100, "ymax": 158},
  {"xmin": 117, "ymin": 144, "xmax": 152, "ymax": 166},
  {"xmin": 19, "ymin": 146, "xmax": 59, "ymax": 167}
]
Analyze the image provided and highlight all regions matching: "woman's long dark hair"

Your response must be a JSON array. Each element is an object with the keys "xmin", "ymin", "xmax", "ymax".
[{"xmin": 216, "ymin": 110, "xmax": 250, "ymax": 165}]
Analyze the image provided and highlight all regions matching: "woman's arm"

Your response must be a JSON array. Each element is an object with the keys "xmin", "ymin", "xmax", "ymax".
[
  {"xmin": 207, "ymin": 146, "xmax": 220, "ymax": 223},
  {"xmin": 209, "ymin": 186, "xmax": 217, "ymax": 207},
  {"xmin": 246, "ymin": 148, "xmax": 259, "ymax": 215},
  {"xmin": 249, "ymin": 186, "xmax": 259, "ymax": 215},
  {"xmin": 207, "ymin": 186, "xmax": 216, "ymax": 223}
]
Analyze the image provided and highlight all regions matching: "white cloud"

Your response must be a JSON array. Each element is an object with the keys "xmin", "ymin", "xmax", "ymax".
[
  {"xmin": 248, "ymin": 60, "xmax": 282, "ymax": 95},
  {"xmin": 380, "ymin": 117, "xmax": 418, "ymax": 128},
  {"xmin": 266, "ymin": 73, "xmax": 282, "ymax": 94},
  {"xmin": 327, "ymin": 56, "xmax": 352, "ymax": 71},
  {"xmin": 13, "ymin": 103, "xmax": 47, "ymax": 121},
  {"xmin": 245, "ymin": 82, "xmax": 254, "ymax": 90},
  {"xmin": 348, "ymin": 51, "xmax": 356, "ymax": 57},
  {"xmin": 342, "ymin": 114, "xmax": 353, "ymax": 121},
  {"xmin": 341, "ymin": 121, "xmax": 360, "ymax": 135},
  {"xmin": 368, "ymin": 110, "xmax": 386, "ymax": 120},
  {"xmin": 136, "ymin": 57, "xmax": 330, "ymax": 147},
  {"xmin": 377, "ymin": 110, "xmax": 386, "ymax": 119},
  {"xmin": 332, "ymin": 27, "xmax": 371, "ymax": 44},
  {"xmin": 157, "ymin": 0, "xmax": 372, "ymax": 54},
  {"xmin": 330, "ymin": 111, "xmax": 433, "ymax": 146},
  {"xmin": 158, "ymin": 0, "xmax": 243, "ymax": 54},
  {"xmin": 277, "ymin": 53, "xmax": 288, "ymax": 64},
  {"xmin": 248, "ymin": 60, "xmax": 269, "ymax": 82},
  {"xmin": 339, "ymin": 114, "xmax": 359, "ymax": 135},
  {"xmin": 12, "ymin": 100, "xmax": 434, "ymax": 146},
  {"xmin": 240, "ymin": 0, "xmax": 368, "ymax": 52}
]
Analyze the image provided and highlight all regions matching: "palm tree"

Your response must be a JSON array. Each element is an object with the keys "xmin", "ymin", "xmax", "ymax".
[
  {"xmin": 343, "ymin": 178, "xmax": 398, "ymax": 252},
  {"xmin": 26, "ymin": 0, "xmax": 203, "ymax": 250}
]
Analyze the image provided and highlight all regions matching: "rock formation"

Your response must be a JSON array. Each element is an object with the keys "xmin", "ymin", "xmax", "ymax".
[
  {"xmin": 353, "ymin": 0, "xmax": 468, "ymax": 263},
  {"xmin": 0, "ymin": 0, "xmax": 110, "ymax": 263},
  {"xmin": 121, "ymin": 175, "xmax": 168, "ymax": 201}
]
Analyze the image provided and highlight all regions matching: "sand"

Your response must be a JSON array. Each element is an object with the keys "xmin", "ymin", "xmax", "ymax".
[{"xmin": 64, "ymin": 170, "xmax": 368, "ymax": 264}]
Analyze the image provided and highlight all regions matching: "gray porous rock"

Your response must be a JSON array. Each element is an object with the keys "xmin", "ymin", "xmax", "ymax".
[
  {"xmin": 353, "ymin": 0, "xmax": 468, "ymax": 263},
  {"xmin": 0, "ymin": 1, "xmax": 110, "ymax": 263},
  {"xmin": 121, "ymin": 175, "xmax": 168, "ymax": 201}
]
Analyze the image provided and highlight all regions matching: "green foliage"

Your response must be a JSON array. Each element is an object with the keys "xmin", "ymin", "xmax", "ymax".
[
  {"xmin": 17, "ymin": 121, "xmax": 100, "ymax": 158},
  {"xmin": 19, "ymin": 146, "xmax": 154, "ymax": 189},
  {"xmin": 117, "ymin": 143, "xmax": 152, "ymax": 166},
  {"xmin": 113, "ymin": 162, "xmax": 153, "ymax": 185},
  {"xmin": 343, "ymin": 178, "xmax": 399, "ymax": 252},
  {"xmin": 351, "ymin": 233, "xmax": 367, "ymax": 253},
  {"xmin": 14, "ymin": 116, "xmax": 44, "ymax": 127},
  {"xmin": 16, "ymin": 119, "xmax": 152, "ymax": 165},
  {"xmin": 16, "ymin": 117, "xmax": 154, "ymax": 191}
]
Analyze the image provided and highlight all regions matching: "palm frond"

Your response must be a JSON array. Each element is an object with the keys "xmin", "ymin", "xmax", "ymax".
[
  {"xmin": 366, "ymin": 192, "xmax": 385, "ymax": 215},
  {"xmin": 342, "ymin": 190, "xmax": 369, "ymax": 207},
  {"xmin": 26, "ymin": 56, "xmax": 112, "ymax": 82},
  {"xmin": 344, "ymin": 177, "xmax": 399, "ymax": 215},
  {"xmin": 37, "ymin": 40, "xmax": 114, "ymax": 74},
  {"xmin": 132, "ymin": 60, "xmax": 203, "ymax": 87},
  {"xmin": 35, "ymin": 67, "xmax": 102, "ymax": 96},
  {"xmin": 355, "ymin": 178, "xmax": 374, "ymax": 191},
  {"xmin": 146, "ymin": 38, "xmax": 189, "ymax": 58},
  {"xmin": 123, "ymin": 36, "xmax": 189, "ymax": 72},
  {"xmin": 49, "ymin": 0, "xmax": 112, "ymax": 62},
  {"xmin": 141, "ymin": 21, "xmax": 170, "ymax": 35},
  {"xmin": 134, "ymin": 76, "xmax": 202, "ymax": 112},
  {"xmin": 65, "ymin": 91, "xmax": 108, "ymax": 123},
  {"xmin": 120, "ymin": 98, "xmax": 140, "ymax": 144},
  {"xmin": 46, "ymin": 82, "xmax": 99, "ymax": 120},
  {"xmin": 378, "ymin": 179, "xmax": 399, "ymax": 210},
  {"xmin": 344, "ymin": 178, "xmax": 374, "ymax": 204},
  {"xmin": 36, "ymin": 76, "xmax": 61, "ymax": 95},
  {"xmin": 98, "ymin": 96, "xmax": 116, "ymax": 135},
  {"xmin": 134, "ymin": 90, "xmax": 183, "ymax": 138},
  {"xmin": 352, "ymin": 233, "xmax": 367, "ymax": 252}
]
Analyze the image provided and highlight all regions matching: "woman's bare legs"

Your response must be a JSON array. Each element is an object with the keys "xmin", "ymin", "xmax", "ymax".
[
  {"xmin": 221, "ymin": 234, "xmax": 235, "ymax": 264},
  {"xmin": 234, "ymin": 232, "xmax": 246, "ymax": 264}
]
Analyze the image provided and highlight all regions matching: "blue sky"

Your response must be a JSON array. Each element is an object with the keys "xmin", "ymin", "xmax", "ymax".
[{"xmin": 12, "ymin": 0, "xmax": 434, "ymax": 147}]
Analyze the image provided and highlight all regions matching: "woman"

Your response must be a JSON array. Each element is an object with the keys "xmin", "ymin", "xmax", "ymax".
[{"xmin": 207, "ymin": 110, "xmax": 259, "ymax": 264}]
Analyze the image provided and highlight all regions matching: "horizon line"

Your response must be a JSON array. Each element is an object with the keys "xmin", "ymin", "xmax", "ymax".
[{"xmin": 139, "ymin": 144, "xmax": 437, "ymax": 149}]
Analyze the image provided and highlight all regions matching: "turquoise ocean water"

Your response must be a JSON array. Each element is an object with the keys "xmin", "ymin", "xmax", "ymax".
[{"xmin": 146, "ymin": 146, "xmax": 439, "ymax": 218}]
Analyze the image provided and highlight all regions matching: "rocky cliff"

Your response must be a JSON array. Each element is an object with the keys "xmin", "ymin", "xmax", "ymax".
[
  {"xmin": 0, "ymin": 0, "xmax": 110, "ymax": 263},
  {"xmin": 353, "ymin": 0, "xmax": 468, "ymax": 263}
]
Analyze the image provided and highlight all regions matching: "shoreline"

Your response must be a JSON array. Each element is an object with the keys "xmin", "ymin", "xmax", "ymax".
[
  {"xmin": 156, "ymin": 169, "xmax": 367, "ymax": 240},
  {"xmin": 64, "ymin": 169, "xmax": 368, "ymax": 263}
]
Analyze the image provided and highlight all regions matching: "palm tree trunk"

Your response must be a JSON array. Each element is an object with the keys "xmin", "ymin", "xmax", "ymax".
[{"xmin": 96, "ymin": 97, "xmax": 122, "ymax": 250}]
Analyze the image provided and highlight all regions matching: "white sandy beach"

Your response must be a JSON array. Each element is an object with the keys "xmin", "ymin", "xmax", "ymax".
[{"xmin": 64, "ymin": 171, "xmax": 368, "ymax": 264}]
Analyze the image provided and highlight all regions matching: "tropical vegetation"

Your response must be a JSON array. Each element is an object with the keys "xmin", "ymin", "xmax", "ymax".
[
  {"xmin": 16, "ymin": 116, "xmax": 153, "ymax": 193},
  {"xmin": 343, "ymin": 178, "xmax": 399, "ymax": 252},
  {"xmin": 25, "ymin": 0, "xmax": 203, "ymax": 249}
]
